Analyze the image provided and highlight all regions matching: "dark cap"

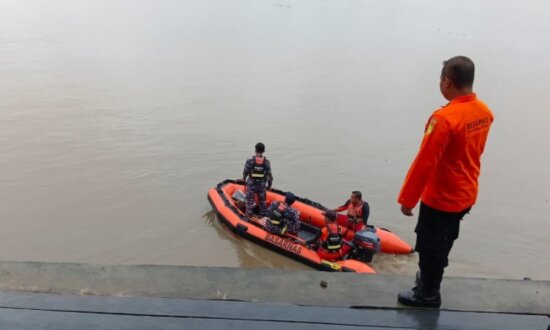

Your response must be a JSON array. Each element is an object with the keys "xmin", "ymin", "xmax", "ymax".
[
  {"xmin": 285, "ymin": 192, "xmax": 297, "ymax": 205},
  {"xmin": 324, "ymin": 210, "xmax": 337, "ymax": 221}
]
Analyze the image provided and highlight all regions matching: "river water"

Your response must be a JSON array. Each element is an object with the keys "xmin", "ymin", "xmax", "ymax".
[{"xmin": 1, "ymin": 0, "xmax": 549, "ymax": 280}]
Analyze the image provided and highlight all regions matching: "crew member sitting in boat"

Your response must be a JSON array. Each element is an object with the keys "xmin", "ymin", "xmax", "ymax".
[
  {"xmin": 265, "ymin": 193, "xmax": 300, "ymax": 235},
  {"xmin": 331, "ymin": 191, "xmax": 370, "ymax": 232},
  {"xmin": 317, "ymin": 210, "xmax": 351, "ymax": 261}
]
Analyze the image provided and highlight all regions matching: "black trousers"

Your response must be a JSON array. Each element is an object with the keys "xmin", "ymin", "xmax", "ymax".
[{"xmin": 415, "ymin": 202, "xmax": 471, "ymax": 293}]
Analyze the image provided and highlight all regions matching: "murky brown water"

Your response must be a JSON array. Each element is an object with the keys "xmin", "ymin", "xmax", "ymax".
[{"xmin": 1, "ymin": 0, "xmax": 549, "ymax": 280}]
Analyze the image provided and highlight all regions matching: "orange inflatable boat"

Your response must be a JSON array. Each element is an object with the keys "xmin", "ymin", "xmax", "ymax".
[{"xmin": 207, "ymin": 180, "xmax": 413, "ymax": 274}]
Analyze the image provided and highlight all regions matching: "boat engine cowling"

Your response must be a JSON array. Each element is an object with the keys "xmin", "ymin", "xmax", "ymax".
[
  {"xmin": 232, "ymin": 190, "xmax": 246, "ymax": 210},
  {"xmin": 232, "ymin": 190, "xmax": 246, "ymax": 202},
  {"xmin": 351, "ymin": 229, "xmax": 381, "ymax": 263}
]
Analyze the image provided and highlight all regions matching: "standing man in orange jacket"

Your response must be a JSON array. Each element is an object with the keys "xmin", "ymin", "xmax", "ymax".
[{"xmin": 397, "ymin": 56, "xmax": 494, "ymax": 308}]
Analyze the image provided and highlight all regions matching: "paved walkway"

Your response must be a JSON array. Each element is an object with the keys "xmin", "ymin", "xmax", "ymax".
[
  {"xmin": 0, "ymin": 291, "xmax": 548, "ymax": 329},
  {"xmin": 0, "ymin": 261, "xmax": 548, "ymax": 329},
  {"xmin": 0, "ymin": 261, "xmax": 548, "ymax": 314}
]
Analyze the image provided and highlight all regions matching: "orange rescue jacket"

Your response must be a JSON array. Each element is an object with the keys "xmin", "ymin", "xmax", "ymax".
[{"xmin": 398, "ymin": 94, "xmax": 494, "ymax": 212}]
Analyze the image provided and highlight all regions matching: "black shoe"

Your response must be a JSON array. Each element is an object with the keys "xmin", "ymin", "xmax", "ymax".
[
  {"xmin": 412, "ymin": 271, "xmax": 422, "ymax": 293},
  {"xmin": 397, "ymin": 289, "xmax": 441, "ymax": 308}
]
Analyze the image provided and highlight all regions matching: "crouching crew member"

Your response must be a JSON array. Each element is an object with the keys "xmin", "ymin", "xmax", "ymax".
[{"xmin": 266, "ymin": 193, "xmax": 300, "ymax": 235}]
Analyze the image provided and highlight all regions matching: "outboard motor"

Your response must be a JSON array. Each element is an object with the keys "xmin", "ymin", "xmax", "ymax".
[
  {"xmin": 351, "ymin": 229, "xmax": 381, "ymax": 263},
  {"xmin": 231, "ymin": 190, "xmax": 246, "ymax": 211}
]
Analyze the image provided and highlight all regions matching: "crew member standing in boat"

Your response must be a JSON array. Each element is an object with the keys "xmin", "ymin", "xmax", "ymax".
[
  {"xmin": 243, "ymin": 142, "xmax": 273, "ymax": 217},
  {"xmin": 332, "ymin": 191, "xmax": 370, "ymax": 232},
  {"xmin": 397, "ymin": 56, "xmax": 494, "ymax": 308}
]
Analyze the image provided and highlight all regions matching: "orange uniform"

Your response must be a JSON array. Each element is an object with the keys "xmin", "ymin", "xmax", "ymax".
[
  {"xmin": 398, "ymin": 94, "xmax": 494, "ymax": 212},
  {"xmin": 318, "ymin": 225, "xmax": 352, "ymax": 261}
]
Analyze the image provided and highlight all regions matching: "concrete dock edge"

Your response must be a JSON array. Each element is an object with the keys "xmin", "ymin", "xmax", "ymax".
[{"xmin": 0, "ymin": 261, "xmax": 547, "ymax": 315}]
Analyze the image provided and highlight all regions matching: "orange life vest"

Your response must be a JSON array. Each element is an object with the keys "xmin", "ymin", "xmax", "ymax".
[
  {"xmin": 347, "ymin": 201, "xmax": 364, "ymax": 219},
  {"xmin": 323, "ymin": 223, "xmax": 343, "ymax": 251}
]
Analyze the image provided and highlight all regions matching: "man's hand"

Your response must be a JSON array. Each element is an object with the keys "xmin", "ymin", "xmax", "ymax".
[{"xmin": 400, "ymin": 205, "xmax": 414, "ymax": 217}]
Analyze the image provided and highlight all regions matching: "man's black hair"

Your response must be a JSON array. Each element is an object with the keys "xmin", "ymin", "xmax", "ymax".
[
  {"xmin": 352, "ymin": 191, "xmax": 362, "ymax": 199},
  {"xmin": 285, "ymin": 192, "xmax": 297, "ymax": 206},
  {"xmin": 442, "ymin": 56, "xmax": 475, "ymax": 89},
  {"xmin": 255, "ymin": 142, "xmax": 265, "ymax": 154}
]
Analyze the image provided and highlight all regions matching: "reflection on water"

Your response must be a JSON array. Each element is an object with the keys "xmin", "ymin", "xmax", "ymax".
[
  {"xmin": 204, "ymin": 210, "xmax": 309, "ymax": 271},
  {"xmin": 372, "ymin": 253, "xmax": 417, "ymax": 275},
  {"xmin": 205, "ymin": 209, "xmax": 418, "ymax": 273}
]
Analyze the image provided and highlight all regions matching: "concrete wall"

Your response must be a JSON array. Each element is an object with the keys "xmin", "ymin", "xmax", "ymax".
[{"xmin": 0, "ymin": 261, "xmax": 547, "ymax": 315}]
